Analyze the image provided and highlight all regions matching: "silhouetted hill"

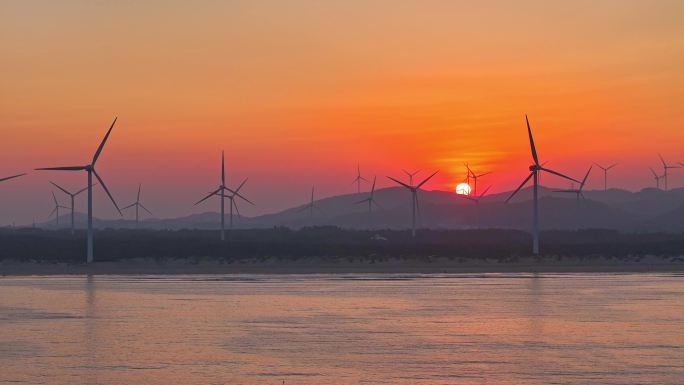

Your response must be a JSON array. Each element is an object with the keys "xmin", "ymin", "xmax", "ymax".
[{"xmin": 31, "ymin": 186, "xmax": 684, "ymax": 233}]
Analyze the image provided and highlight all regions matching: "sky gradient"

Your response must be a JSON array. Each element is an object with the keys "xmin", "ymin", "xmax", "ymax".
[{"xmin": 1, "ymin": 0, "xmax": 684, "ymax": 224}]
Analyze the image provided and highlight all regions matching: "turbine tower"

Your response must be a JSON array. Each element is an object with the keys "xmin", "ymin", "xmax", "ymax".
[
  {"xmin": 0, "ymin": 173, "xmax": 26, "ymax": 183},
  {"xmin": 355, "ymin": 176, "xmax": 381, "ymax": 213},
  {"xmin": 594, "ymin": 163, "xmax": 617, "ymax": 191},
  {"xmin": 36, "ymin": 117, "xmax": 122, "ymax": 263},
  {"xmin": 194, "ymin": 151, "xmax": 246, "ymax": 240},
  {"xmin": 658, "ymin": 154, "xmax": 680, "ymax": 191},
  {"xmin": 122, "ymin": 184, "xmax": 153, "ymax": 228},
  {"xmin": 47, "ymin": 191, "xmax": 69, "ymax": 228},
  {"xmin": 465, "ymin": 163, "xmax": 491, "ymax": 196},
  {"xmin": 554, "ymin": 166, "xmax": 592, "ymax": 201},
  {"xmin": 505, "ymin": 115, "xmax": 579, "ymax": 255},
  {"xmin": 387, "ymin": 170, "xmax": 438, "ymax": 237},
  {"xmin": 352, "ymin": 164, "xmax": 368, "ymax": 193},
  {"xmin": 215, "ymin": 177, "xmax": 255, "ymax": 228},
  {"xmin": 50, "ymin": 181, "xmax": 92, "ymax": 235}
]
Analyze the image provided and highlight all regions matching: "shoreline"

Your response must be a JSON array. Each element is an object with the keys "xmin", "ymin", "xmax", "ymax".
[{"xmin": 2, "ymin": 256, "xmax": 684, "ymax": 276}]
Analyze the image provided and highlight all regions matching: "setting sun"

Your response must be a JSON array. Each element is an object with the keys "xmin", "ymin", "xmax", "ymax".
[{"xmin": 455, "ymin": 183, "xmax": 471, "ymax": 195}]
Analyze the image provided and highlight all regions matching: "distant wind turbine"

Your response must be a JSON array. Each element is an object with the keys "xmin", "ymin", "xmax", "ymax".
[
  {"xmin": 649, "ymin": 167, "xmax": 663, "ymax": 189},
  {"xmin": 298, "ymin": 186, "xmax": 321, "ymax": 216},
  {"xmin": 215, "ymin": 177, "xmax": 255, "ymax": 228},
  {"xmin": 402, "ymin": 169, "xmax": 420, "ymax": 185},
  {"xmin": 355, "ymin": 176, "xmax": 381, "ymax": 213},
  {"xmin": 50, "ymin": 181, "xmax": 92, "ymax": 235},
  {"xmin": 352, "ymin": 164, "xmax": 368, "ymax": 193},
  {"xmin": 658, "ymin": 154, "xmax": 680, "ymax": 191},
  {"xmin": 47, "ymin": 191, "xmax": 69, "ymax": 228},
  {"xmin": 387, "ymin": 170, "xmax": 439, "ymax": 237},
  {"xmin": 122, "ymin": 184, "xmax": 153, "ymax": 228},
  {"xmin": 554, "ymin": 166, "xmax": 592, "ymax": 201},
  {"xmin": 0, "ymin": 173, "xmax": 26, "ymax": 183},
  {"xmin": 36, "ymin": 117, "xmax": 122, "ymax": 263},
  {"xmin": 194, "ymin": 151, "xmax": 247, "ymax": 240},
  {"xmin": 465, "ymin": 163, "xmax": 491, "ymax": 196},
  {"xmin": 459, "ymin": 185, "xmax": 492, "ymax": 229},
  {"xmin": 505, "ymin": 115, "xmax": 579, "ymax": 255},
  {"xmin": 594, "ymin": 163, "xmax": 617, "ymax": 191}
]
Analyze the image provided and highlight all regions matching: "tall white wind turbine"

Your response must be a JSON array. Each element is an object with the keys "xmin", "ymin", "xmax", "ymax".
[
  {"xmin": 658, "ymin": 154, "xmax": 679, "ymax": 191},
  {"xmin": 649, "ymin": 167, "xmax": 663, "ymax": 189},
  {"xmin": 36, "ymin": 117, "xmax": 122, "ymax": 263},
  {"xmin": 387, "ymin": 170, "xmax": 438, "ymax": 237},
  {"xmin": 50, "ymin": 181, "xmax": 92, "ymax": 235},
  {"xmin": 47, "ymin": 191, "xmax": 69, "ymax": 228},
  {"xmin": 215, "ymin": 177, "xmax": 255, "ymax": 228},
  {"xmin": 194, "ymin": 151, "xmax": 245, "ymax": 240},
  {"xmin": 554, "ymin": 166, "xmax": 592, "ymax": 201},
  {"xmin": 352, "ymin": 164, "xmax": 368, "ymax": 193},
  {"xmin": 593, "ymin": 163, "xmax": 617, "ymax": 191},
  {"xmin": 505, "ymin": 115, "xmax": 579, "ymax": 255},
  {"xmin": 122, "ymin": 183, "xmax": 153, "ymax": 228},
  {"xmin": 355, "ymin": 176, "xmax": 381, "ymax": 213}
]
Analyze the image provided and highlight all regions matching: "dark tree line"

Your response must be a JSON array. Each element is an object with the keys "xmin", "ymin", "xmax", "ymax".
[{"xmin": 1, "ymin": 227, "xmax": 683, "ymax": 263}]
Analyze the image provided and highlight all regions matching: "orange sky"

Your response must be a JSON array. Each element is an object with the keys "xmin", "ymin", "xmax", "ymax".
[{"xmin": 1, "ymin": 1, "xmax": 684, "ymax": 224}]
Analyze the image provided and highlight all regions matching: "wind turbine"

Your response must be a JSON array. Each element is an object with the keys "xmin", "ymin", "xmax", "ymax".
[
  {"xmin": 355, "ymin": 176, "xmax": 381, "ymax": 213},
  {"xmin": 215, "ymin": 177, "xmax": 255, "ymax": 228},
  {"xmin": 505, "ymin": 115, "xmax": 579, "ymax": 255},
  {"xmin": 459, "ymin": 185, "xmax": 491, "ymax": 229},
  {"xmin": 594, "ymin": 163, "xmax": 617, "ymax": 191},
  {"xmin": 465, "ymin": 163, "xmax": 491, "ymax": 196},
  {"xmin": 0, "ymin": 173, "xmax": 26, "ymax": 183},
  {"xmin": 554, "ymin": 166, "xmax": 592, "ymax": 202},
  {"xmin": 387, "ymin": 170, "xmax": 438, "ymax": 237},
  {"xmin": 658, "ymin": 154, "xmax": 680, "ymax": 191},
  {"xmin": 352, "ymin": 164, "xmax": 368, "ymax": 193},
  {"xmin": 122, "ymin": 184, "xmax": 153, "ymax": 228},
  {"xmin": 402, "ymin": 169, "xmax": 420, "ymax": 185},
  {"xmin": 194, "ymin": 151, "xmax": 246, "ymax": 240},
  {"xmin": 47, "ymin": 191, "xmax": 69, "ymax": 228},
  {"xmin": 649, "ymin": 167, "xmax": 663, "ymax": 189},
  {"xmin": 36, "ymin": 117, "xmax": 122, "ymax": 263},
  {"xmin": 50, "ymin": 181, "xmax": 92, "ymax": 235},
  {"xmin": 298, "ymin": 186, "xmax": 321, "ymax": 216}
]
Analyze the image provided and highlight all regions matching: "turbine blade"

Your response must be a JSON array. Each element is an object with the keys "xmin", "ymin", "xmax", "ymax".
[
  {"xmin": 0, "ymin": 173, "xmax": 26, "ymax": 183},
  {"xmin": 194, "ymin": 188, "xmax": 221, "ymax": 205},
  {"xmin": 35, "ymin": 166, "xmax": 86, "ymax": 171},
  {"xmin": 372, "ymin": 199, "xmax": 383, "ymax": 209},
  {"xmin": 416, "ymin": 170, "xmax": 439, "ymax": 189},
  {"xmin": 387, "ymin": 176, "xmax": 412, "ymax": 189},
  {"xmin": 74, "ymin": 183, "xmax": 95, "ymax": 196},
  {"xmin": 479, "ymin": 185, "xmax": 492, "ymax": 198},
  {"xmin": 355, "ymin": 198, "xmax": 371, "ymax": 205},
  {"xmin": 553, "ymin": 189, "xmax": 577, "ymax": 193},
  {"xmin": 649, "ymin": 167, "xmax": 658, "ymax": 177},
  {"xmin": 234, "ymin": 178, "xmax": 248, "ymax": 194},
  {"xmin": 92, "ymin": 117, "xmax": 117, "ymax": 164},
  {"xmin": 52, "ymin": 191, "xmax": 58, "ymax": 205},
  {"xmin": 221, "ymin": 151, "xmax": 225, "ymax": 186},
  {"xmin": 49, "ymin": 181, "xmax": 71, "ymax": 195},
  {"xmin": 580, "ymin": 166, "xmax": 592, "ymax": 189},
  {"xmin": 477, "ymin": 172, "xmax": 492, "ymax": 178},
  {"xmin": 93, "ymin": 170, "xmax": 122, "ymax": 216},
  {"xmin": 121, "ymin": 203, "xmax": 136, "ymax": 210},
  {"xmin": 139, "ymin": 203, "xmax": 153, "ymax": 216},
  {"xmin": 658, "ymin": 153, "xmax": 666, "ymax": 168},
  {"xmin": 47, "ymin": 207, "xmax": 57, "ymax": 219},
  {"xmin": 505, "ymin": 172, "xmax": 534, "ymax": 203},
  {"xmin": 371, "ymin": 176, "xmax": 376, "ymax": 194},
  {"xmin": 526, "ymin": 115, "xmax": 540, "ymax": 165},
  {"xmin": 540, "ymin": 167, "xmax": 580, "ymax": 184},
  {"xmin": 137, "ymin": 183, "xmax": 141, "ymax": 202},
  {"xmin": 607, "ymin": 163, "xmax": 618, "ymax": 170}
]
